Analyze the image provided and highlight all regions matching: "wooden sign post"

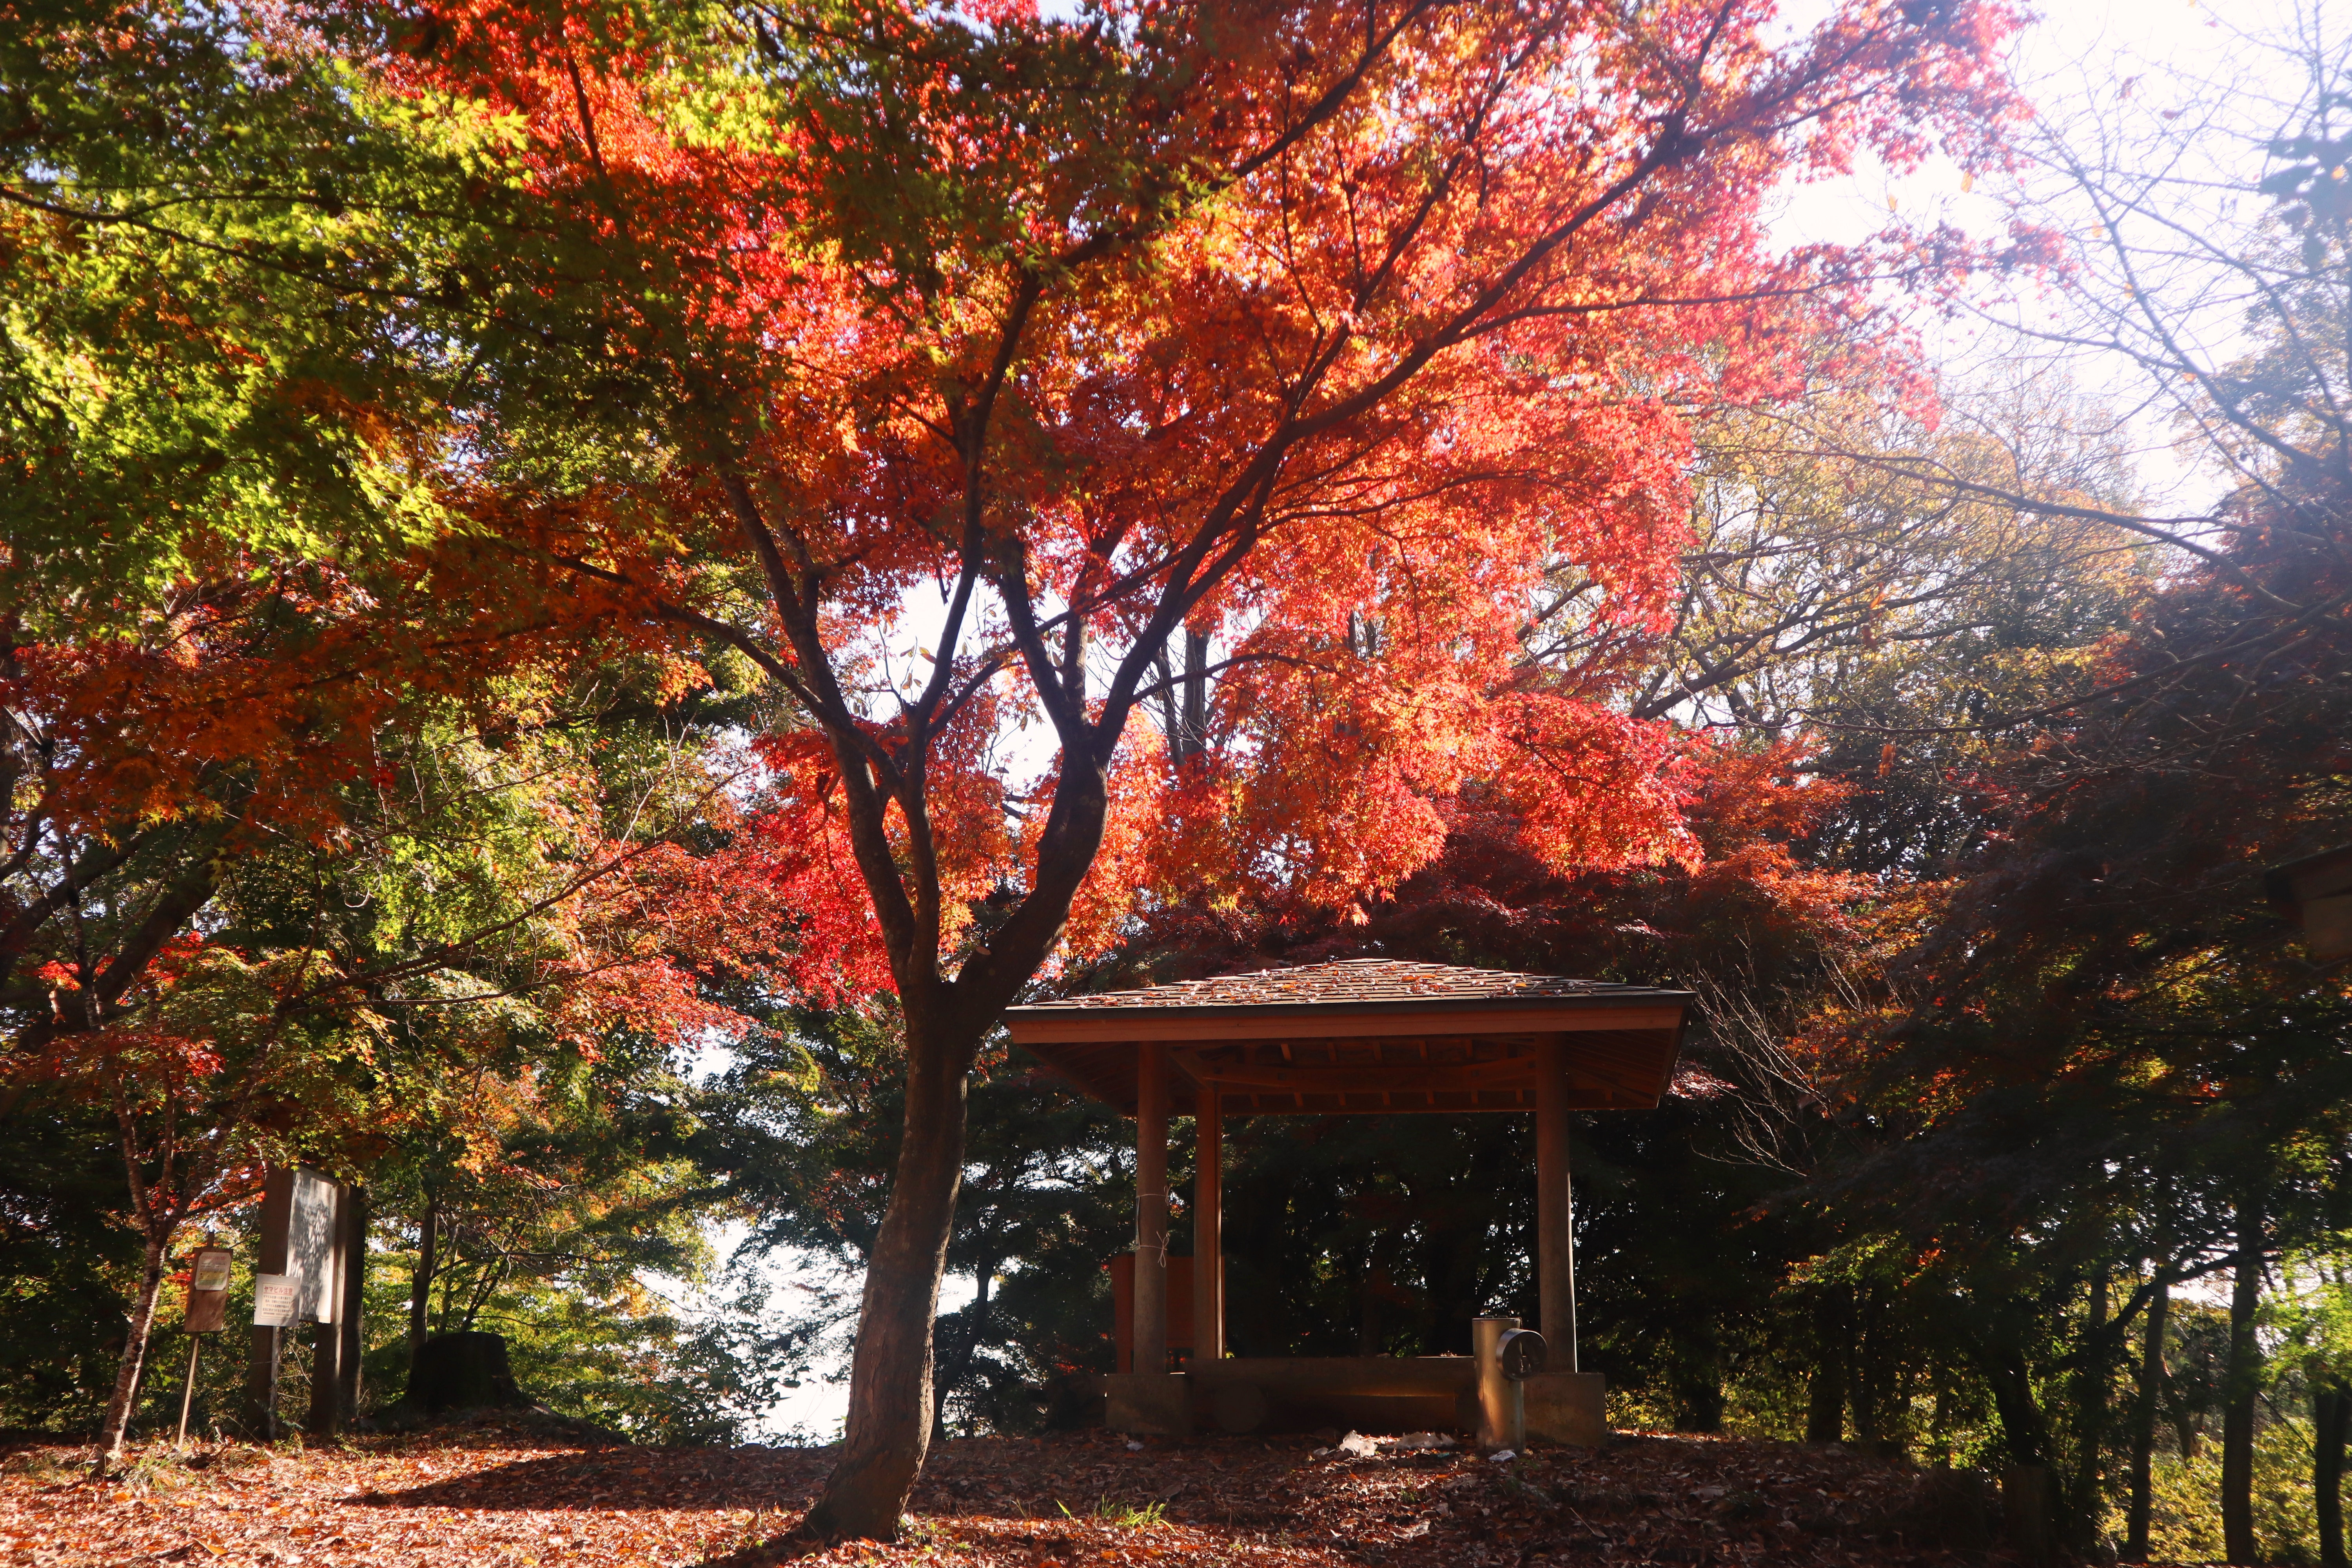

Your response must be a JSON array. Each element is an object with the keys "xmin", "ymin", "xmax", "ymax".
[
  {"xmin": 175, "ymin": 1245, "xmax": 233, "ymax": 1447},
  {"xmin": 243, "ymin": 1170, "xmax": 295, "ymax": 1441},
  {"xmin": 242, "ymin": 1167, "xmax": 361, "ymax": 1441}
]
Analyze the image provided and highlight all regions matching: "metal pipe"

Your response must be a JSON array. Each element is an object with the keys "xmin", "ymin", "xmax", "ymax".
[{"xmin": 1473, "ymin": 1316, "xmax": 1526, "ymax": 1451}]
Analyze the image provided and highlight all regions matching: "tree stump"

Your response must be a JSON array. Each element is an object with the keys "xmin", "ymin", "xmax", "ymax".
[
  {"xmin": 407, "ymin": 1331, "xmax": 524, "ymax": 1413},
  {"xmin": 1887, "ymin": 1468, "xmax": 1996, "ymax": 1551},
  {"xmin": 2002, "ymin": 1465, "xmax": 2061, "ymax": 1565}
]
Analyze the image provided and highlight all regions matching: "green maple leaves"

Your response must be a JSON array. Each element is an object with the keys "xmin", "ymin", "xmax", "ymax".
[{"xmin": 0, "ymin": 2, "xmax": 528, "ymax": 630}]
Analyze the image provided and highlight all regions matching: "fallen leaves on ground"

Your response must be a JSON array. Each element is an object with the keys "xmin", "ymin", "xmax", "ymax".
[{"xmin": 0, "ymin": 1419, "xmax": 2024, "ymax": 1567}]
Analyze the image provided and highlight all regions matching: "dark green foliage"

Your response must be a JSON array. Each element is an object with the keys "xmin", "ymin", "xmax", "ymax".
[
  {"xmin": 0, "ymin": 1103, "xmax": 145, "ymax": 1432},
  {"xmin": 693, "ymin": 998, "xmax": 1135, "ymax": 1434}
]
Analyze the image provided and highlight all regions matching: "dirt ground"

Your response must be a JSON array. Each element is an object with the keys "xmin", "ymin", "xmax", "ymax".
[{"xmin": 1, "ymin": 1422, "xmax": 2027, "ymax": 1567}]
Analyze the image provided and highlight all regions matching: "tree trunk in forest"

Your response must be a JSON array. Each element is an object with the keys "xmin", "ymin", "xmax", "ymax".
[
  {"xmin": 408, "ymin": 1190, "xmax": 437, "ymax": 1369},
  {"xmin": 1806, "ymin": 1292, "xmax": 1847, "ymax": 1444},
  {"xmin": 2316, "ymin": 1380, "xmax": 2348, "ymax": 1568},
  {"xmin": 795, "ymin": 1014, "xmax": 975, "ymax": 1541},
  {"xmin": 1181, "ymin": 630, "xmax": 1207, "ymax": 753},
  {"xmin": 2066, "ymin": 1270, "xmax": 2113, "ymax": 1542},
  {"xmin": 2221, "ymin": 1197, "xmax": 2264, "ymax": 1566},
  {"xmin": 91, "ymin": 1232, "xmax": 170, "ymax": 1474},
  {"xmin": 1419, "ymin": 1220, "xmax": 1468, "ymax": 1355},
  {"xmin": 1156, "ymin": 630, "xmax": 1211, "ymax": 764},
  {"xmin": 1412, "ymin": 1142, "xmax": 1507, "ymax": 1357},
  {"xmin": 1357, "ymin": 1249, "xmax": 1385, "ymax": 1356},
  {"xmin": 1982, "ymin": 1336, "xmax": 2051, "ymax": 1468},
  {"xmin": 1851, "ymin": 1301, "xmax": 1881, "ymax": 1450},
  {"xmin": 2127, "ymin": 1273, "xmax": 2171, "ymax": 1561},
  {"xmin": 931, "ymin": 1255, "xmax": 998, "ymax": 1445},
  {"xmin": 1672, "ymin": 1321, "xmax": 1726, "ymax": 1434},
  {"xmin": 1805, "ymin": 1365, "xmax": 1845, "ymax": 1442},
  {"xmin": 336, "ymin": 1187, "xmax": 367, "ymax": 1426}
]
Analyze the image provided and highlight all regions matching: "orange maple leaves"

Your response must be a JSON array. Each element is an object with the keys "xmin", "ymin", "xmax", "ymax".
[{"xmin": 336, "ymin": 0, "xmax": 2033, "ymax": 1004}]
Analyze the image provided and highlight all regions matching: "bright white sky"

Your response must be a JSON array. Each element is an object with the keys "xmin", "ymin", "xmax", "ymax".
[
  {"xmin": 671, "ymin": 0, "xmax": 2299, "ymax": 1444},
  {"xmin": 1774, "ymin": 0, "xmax": 2317, "ymax": 509},
  {"xmin": 1771, "ymin": 0, "xmax": 2246, "ymax": 247}
]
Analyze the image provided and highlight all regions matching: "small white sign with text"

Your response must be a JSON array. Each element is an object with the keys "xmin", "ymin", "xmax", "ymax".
[{"xmin": 252, "ymin": 1274, "xmax": 298, "ymax": 1327}]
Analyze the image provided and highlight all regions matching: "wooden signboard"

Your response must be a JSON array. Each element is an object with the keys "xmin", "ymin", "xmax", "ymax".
[
  {"xmin": 185, "ymin": 1247, "xmax": 233, "ymax": 1334},
  {"xmin": 243, "ymin": 1165, "xmax": 365, "ymax": 1441},
  {"xmin": 290, "ymin": 1168, "xmax": 340, "ymax": 1323}
]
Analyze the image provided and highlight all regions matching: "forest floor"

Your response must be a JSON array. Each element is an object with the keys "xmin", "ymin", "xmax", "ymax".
[{"xmin": 3, "ymin": 1418, "xmax": 2034, "ymax": 1568}]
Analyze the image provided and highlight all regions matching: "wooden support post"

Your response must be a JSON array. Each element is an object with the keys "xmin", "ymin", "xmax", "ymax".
[
  {"xmin": 1536, "ymin": 1037, "xmax": 1579, "ymax": 1371},
  {"xmin": 306, "ymin": 1184, "xmax": 345, "ymax": 1437},
  {"xmin": 174, "ymin": 1338, "xmax": 202, "ymax": 1449},
  {"xmin": 1474, "ymin": 1316, "xmax": 1527, "ymax": 1450},
  {"xmin": 309, "ymin": 1180, "xmax": 368, "ymax": 1436},
  {"xmin": 1194, "ymin": 1082, "xmax": 1224, "ymax": 1364},
  {"xmin": 243, "ymin": 1167, "xmax": 295, "ymax": 1440},
  {"xmin": 1134, "ymin": 1041, "xmax": 1171, "ymax": 1377}
]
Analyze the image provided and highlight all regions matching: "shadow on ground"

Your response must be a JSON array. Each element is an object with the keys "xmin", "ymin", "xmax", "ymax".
[
  {"xmin": 692, "ymin": 1523, "xmax": 1087, "ymax": 1568},
  {"xmin": 354, "ymin": 1446, "xmax": 827, "ymax": 1514}
]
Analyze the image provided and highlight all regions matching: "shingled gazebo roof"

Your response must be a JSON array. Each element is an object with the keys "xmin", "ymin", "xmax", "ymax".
[{"xmin": 1005, "ymin": 958, "xmax": 1692, "ymax": 1116}]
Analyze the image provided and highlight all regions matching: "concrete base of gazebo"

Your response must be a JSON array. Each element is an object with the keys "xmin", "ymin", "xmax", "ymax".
[
  {"xmin": 1524, "ymin": 1371, "xmax": 1608, "ymax": 1446},
  {"xmin": 1105, "ymin": 1361, "xmax": 1607, "ymax": 1443}
]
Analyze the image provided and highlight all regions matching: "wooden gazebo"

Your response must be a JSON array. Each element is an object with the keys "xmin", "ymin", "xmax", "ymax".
[{"xmin": 1005, "ymin": 958, "xmax": 1693, "ymax": 1440}]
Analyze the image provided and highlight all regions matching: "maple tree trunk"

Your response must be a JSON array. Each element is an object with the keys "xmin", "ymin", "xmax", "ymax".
[
  {"xmin": 2222, "ymin": 1196, "xmax": 2265, "ymax": 1566},
  {"xmin": 92, "ymin": 1231, "xmax": 171, "ymax": 1475},
  {"xmin": 2127, "ymin": 1274, "xmax": 2170, "ymax": 1560},
  {"xmin": 796, "ymin": 1009, "xmax": 975, "ymax": 1541}
]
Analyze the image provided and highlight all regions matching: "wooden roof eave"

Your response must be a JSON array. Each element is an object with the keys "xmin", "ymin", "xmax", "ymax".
[
  {"xmin": 1004, "ymin": 994, "xmax": 1691, "ymax": 1047},
  {"xmin": 1016, "ymin": 1021, "xmax": 1688, "ymax": 1117}
]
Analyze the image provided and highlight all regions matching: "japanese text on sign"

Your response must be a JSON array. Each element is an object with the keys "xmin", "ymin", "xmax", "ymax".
[{"xmin": 252, "ymin": 1274, "xmax": 297, "ymax": 1327}]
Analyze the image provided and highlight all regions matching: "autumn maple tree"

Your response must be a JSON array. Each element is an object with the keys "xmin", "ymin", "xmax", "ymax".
[
  {"xmin": 1, "ymin": 0, "xmax": 862, "ymax": 1461},
  {"xmin": 260, "ymin": 0, "xmax": 2033, "ymax": 1534},
  {"xmin": 0, "ymin": 39, "xmax": 805, "ymax": 1448},
  {"xmin": 0, "ymin": 543, "xmax": 785, "ymax": 1462}
]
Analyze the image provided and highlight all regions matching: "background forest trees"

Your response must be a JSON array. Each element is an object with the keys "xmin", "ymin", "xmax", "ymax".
[{"xmin": 2, "ymin": 0, "xmax": 2348, "ymax": 1563}]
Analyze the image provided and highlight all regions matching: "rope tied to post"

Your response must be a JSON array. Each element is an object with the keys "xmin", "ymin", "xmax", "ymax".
[{"xmin": 1134, "ymin": 1189, "xmax": 1172, "ymax": 1265}]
